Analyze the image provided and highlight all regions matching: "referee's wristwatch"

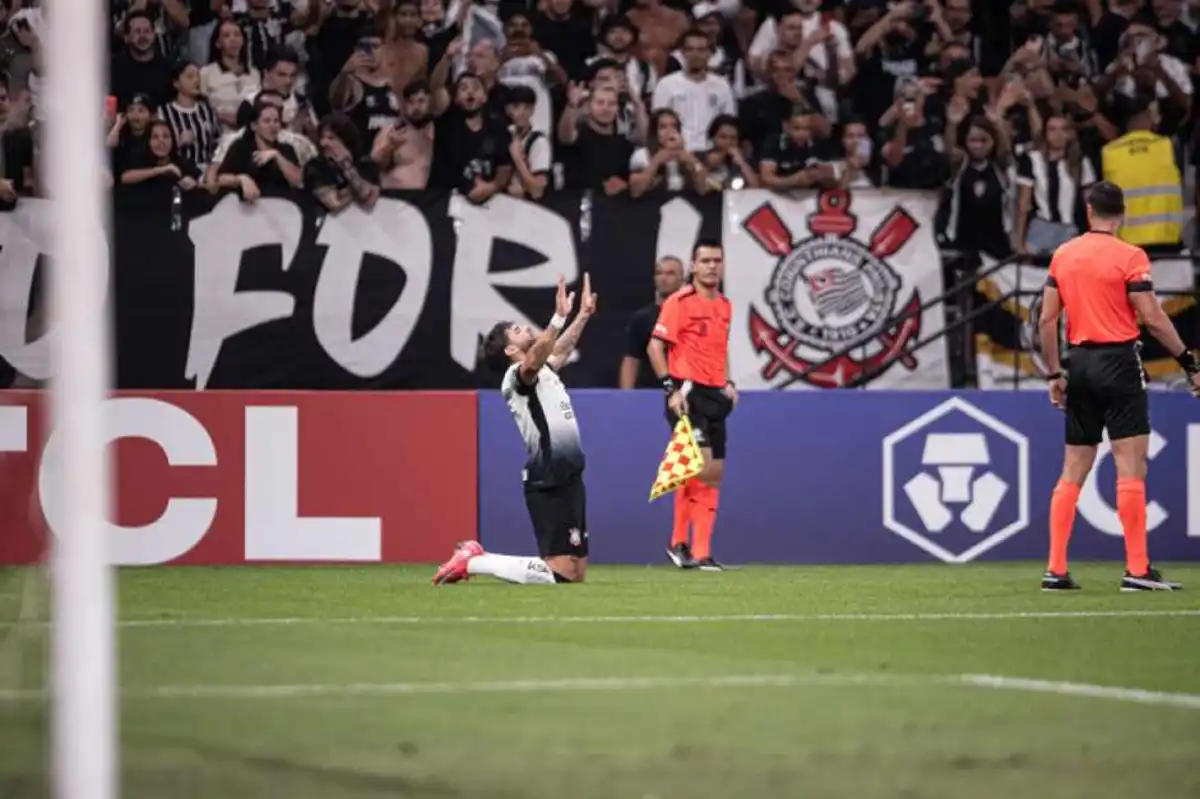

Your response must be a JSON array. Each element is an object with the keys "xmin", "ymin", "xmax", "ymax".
[{"xmin": 1046, "ymin": 370, "xmax": 1066, "ymax": 382}]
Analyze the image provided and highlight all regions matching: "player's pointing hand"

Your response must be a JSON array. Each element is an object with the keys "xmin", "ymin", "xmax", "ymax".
[
  {"xmin": 579, "ymin": 273, "xmax": 597, "ymax": 317},
  {"xmin": 555, "ymin": 275, "xmax": 575, "ymax": 318}
]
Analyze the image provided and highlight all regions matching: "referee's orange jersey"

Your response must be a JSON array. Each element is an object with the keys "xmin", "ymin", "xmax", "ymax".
[
  {"xmin": 653, "ymin": 285, "xmax": 732, "ymax": 387},
  {"xmin": 1048, "ymin": 231, "xmax": 1153, "ymax": 346}
]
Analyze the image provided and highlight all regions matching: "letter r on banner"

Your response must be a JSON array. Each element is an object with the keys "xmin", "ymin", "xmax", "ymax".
[{"xmin": 243, "ymin": 406, "xmax": 382, "ymax": 561}]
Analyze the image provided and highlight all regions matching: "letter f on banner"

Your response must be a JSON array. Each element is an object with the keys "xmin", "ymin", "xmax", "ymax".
[{"xmin": 186, "ymin": 196, "xmax": 304, "ymax": 388}]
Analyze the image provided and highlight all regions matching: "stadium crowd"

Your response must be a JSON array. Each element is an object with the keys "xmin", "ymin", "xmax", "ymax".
[{"xmin": 0, "ymin": 0, "xmax": 1198, "ymax": 253}]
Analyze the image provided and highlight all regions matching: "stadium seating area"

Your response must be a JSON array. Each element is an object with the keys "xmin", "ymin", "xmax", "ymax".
[{"xmin": 0, "ymin": 0, "xmax": 1194, "ymax": 254}]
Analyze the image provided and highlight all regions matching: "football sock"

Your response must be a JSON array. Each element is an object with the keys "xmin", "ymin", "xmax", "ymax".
[
  {"xmin": 689, "ymin": 482, "xmax": 720, "ymax": 561},
  {"xmin": 671, "ymin": 480, "xmax": 693, "ymax": 547},
  {"xmin": 1048, "ymin": 480, "xmax": 1081, "ymax": 574},
  {"xmin": 466, "ymin": 554, "xmax": 557, "ymax": 585},
  {"xmin": 1116, "ymin": 477, "xmax": 1149, "ymax": 576}
]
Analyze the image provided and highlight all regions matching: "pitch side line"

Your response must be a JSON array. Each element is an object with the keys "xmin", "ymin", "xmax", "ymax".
[
  {"xmin": 112, "ymin": 608, "xmax": 1200, "ymax": 628},
  {"xmin": 2, "ymin": 673, "xmax": 1198, "ymax": 710}
]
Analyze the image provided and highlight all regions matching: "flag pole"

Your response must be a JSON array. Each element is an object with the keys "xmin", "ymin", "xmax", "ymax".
[{"xmin": 46, "ymin": 0, "xmax": 117, "ymax": 793}]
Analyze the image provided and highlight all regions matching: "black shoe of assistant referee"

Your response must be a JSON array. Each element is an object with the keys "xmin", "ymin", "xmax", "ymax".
[
  {"xmin": 1041, "ymin": 571, "xmax": 1081, "ymax": 591},
  {"xmin": 666, "ymin": 543, "xmax": 697, "ymax": 569},
  {"xmin": 694, "ymin": 557, "xmax": 725, "ymax": 572},
  {"xmin": 1121, "ymin": 566, "xmax": 1183, "ymax": 592}
]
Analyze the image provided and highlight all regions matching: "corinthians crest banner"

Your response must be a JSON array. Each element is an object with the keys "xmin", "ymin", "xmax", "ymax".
[{"xmin": 723, "ymin": 189, "xmax": 949, "ymax": 390}]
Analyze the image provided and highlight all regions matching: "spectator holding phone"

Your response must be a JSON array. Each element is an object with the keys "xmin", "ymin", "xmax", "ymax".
[
  {"xmin": 825, "ymin": 118, "xmax": 878, "ymax": 188},
  {"xmin": 330, "ymin": 25, "xmax": 402, "ymax": 145}
]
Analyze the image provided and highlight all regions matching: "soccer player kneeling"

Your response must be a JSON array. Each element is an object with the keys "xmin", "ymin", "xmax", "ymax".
[
  {"xmin": 1036, "ymin": 181, "xmax": 1200, "ymax": 592},
  {"xmin": 433, "ymin": 274, "xmax": 597, "ymax": 586}
]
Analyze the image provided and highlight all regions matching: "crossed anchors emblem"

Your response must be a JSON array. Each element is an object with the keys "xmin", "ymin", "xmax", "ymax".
[{"xmin": 743, "ymin": 190, "xmax": 924, "ymax": 388}]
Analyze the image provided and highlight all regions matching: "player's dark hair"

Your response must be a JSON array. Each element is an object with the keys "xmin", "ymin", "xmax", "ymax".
[
  {"xmin": 1086, "ymin": 181, "xmax": 1125, "ymax": 218},
  {"xmin": 480, "ymin": 322, "xmax": 513, "ymax": 374},
  {"xmin": 691, "ymin": 238, "xmax": 723, "ymax": 260}
]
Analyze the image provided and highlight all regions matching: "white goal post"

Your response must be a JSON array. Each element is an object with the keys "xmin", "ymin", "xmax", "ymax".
[{"xmin": 46, "ymin": 0, "xmax": 117, "ymax": 795}]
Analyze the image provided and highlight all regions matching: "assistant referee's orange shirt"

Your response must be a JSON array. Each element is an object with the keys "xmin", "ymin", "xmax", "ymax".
[
  {"xmin": 653, "ymin": 285, "xmax": 732, "ymax": 387},
  {"xmin": 1048, "ymin": 231, "xmax": 1153, "ymax": 345}
]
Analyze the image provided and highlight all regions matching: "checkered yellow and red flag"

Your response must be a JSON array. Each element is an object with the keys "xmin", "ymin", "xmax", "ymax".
[{"xmin": 649, "ymin": 416, "xmax": 705, "ymax": 502}]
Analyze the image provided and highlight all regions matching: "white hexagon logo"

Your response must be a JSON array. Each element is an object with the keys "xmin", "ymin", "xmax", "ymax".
[{"xmin": 882, "ymin": 397, "xmax": 1030, "ymax": 563}]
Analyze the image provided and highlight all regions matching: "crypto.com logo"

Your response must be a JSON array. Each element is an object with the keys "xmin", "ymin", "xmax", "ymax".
[{"xmin": 882, "ymin": 398, "xmax": 1030, "ymax": 563}]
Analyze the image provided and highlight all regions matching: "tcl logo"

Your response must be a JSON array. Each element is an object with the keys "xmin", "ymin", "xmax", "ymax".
[{"xmin": 0, "ymin": 392, "xmax": 475, "ymax": 565}]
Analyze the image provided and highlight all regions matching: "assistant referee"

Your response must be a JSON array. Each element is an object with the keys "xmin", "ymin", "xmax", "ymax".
[{"xmin": 1036, "ymin": 181, "xmax": 1200, "ymax": 593}]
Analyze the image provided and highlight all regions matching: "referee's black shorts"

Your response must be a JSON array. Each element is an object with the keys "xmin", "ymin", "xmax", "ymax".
[
  {"xmin": 1065, "ymin": 340, "xmax": 1151, "ymax": 446},
  {"xmin": 524, "ymin": 472, "xmax": 588, "ymax": 559},
  {"xmin": 665, "ymin": 381, "xmax": 734, "ymax": 459}
]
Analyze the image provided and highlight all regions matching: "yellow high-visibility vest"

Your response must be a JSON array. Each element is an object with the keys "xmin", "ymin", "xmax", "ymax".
[{"xmin": 1101, "ymin": 130, "xmax": 1185, "ymax": 246}]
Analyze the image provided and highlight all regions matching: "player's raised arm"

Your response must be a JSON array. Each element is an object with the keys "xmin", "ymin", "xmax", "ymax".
[
  {"xmin": 548, "ymin": 273, "xmax": 596, "ymax": 371},
  {"xmin": 519, "ymin": 276, "xmax": 575, "ymax": 383}
]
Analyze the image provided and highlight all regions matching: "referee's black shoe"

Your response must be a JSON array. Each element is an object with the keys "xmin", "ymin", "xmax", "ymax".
[
  {"xmin": 1041, "ymin": 571, "xmax": 1081, "ymax": 591},
  {"xmin": 694, "ymin": 557, "xmax": 725, "ymax": 572},
  {"xmin": 1121, "ymin": 566, "xmax": 1182, "ymax": 592},
  {"xmin": 666, "ymin": 543, "xmax": 697, "ymax": 569}
]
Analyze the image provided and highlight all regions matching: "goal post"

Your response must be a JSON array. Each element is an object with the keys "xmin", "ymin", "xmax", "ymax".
[{"xmin": 46, "ymin": 0, "xmax": 118, "ymax": 794}]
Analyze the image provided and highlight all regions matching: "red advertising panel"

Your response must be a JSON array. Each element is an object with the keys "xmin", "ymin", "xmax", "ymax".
[{"xmin": 0, "ymin": 391, "xmax": 476, "ymax": 565}]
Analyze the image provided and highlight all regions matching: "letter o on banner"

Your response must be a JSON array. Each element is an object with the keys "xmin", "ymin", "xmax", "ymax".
[{"xmin": 39, "ymin": 397, "xmax": 220, "ymax": 565}]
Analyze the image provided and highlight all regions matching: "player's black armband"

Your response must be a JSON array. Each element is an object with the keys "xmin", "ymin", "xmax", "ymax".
[
  {"xmin": 661, "ymin": 377, "xmax": 677, "ymax": 394},
  {"xmin": 1175, "ymin": 349, "xmax": 1200, "ymax": 376}
]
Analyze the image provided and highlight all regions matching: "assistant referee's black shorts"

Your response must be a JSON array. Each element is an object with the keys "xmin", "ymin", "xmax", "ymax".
[
  {"xmin": 665, "ymin": 381, "xmax": 734, "ymax": 459},
  {"xmin": 524, "ymin": 472, "xmax": 588, "ymax": 559},
  {"xmin": 1065, "ymin": 340, "xmax": 1151, "ymax": 446}
]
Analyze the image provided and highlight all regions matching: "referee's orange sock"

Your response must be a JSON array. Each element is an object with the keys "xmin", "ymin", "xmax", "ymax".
[
  {"xmin": 1048, "ymin": 480, "xmax": 1081, "ymax": 575},
  {"xmin": 689, "ymin": 483, "xmax": 720, "ymax": 561},
  {"xmin": 1116, "ymin": 477, "xmax": 1149, "ymax": 575},
  {"xmin": 671, "ymin": 481, "xmax": 692, "ymax": 548}
]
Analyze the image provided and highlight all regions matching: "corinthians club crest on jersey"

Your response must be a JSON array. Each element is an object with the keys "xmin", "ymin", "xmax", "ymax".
[{"xmin": 743, "ymin": 190, "xmax": 923, "ymax": 388}]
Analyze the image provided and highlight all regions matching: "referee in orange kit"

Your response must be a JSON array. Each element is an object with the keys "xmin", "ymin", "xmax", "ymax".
[
  {"xmin": 1037, "ymin": 181, "xmax": 1200, "ymax": 592},
  {"xmin": 647, "ymin": 239, "xmax": 737, "ymax": 571}
]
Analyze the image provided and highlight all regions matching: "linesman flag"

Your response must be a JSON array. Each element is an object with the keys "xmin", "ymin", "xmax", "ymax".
[{"xmin": 649, "ymin": 416, "xmax": 705, "ymax": 502}]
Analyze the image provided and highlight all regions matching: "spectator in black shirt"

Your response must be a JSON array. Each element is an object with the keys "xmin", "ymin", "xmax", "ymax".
[
  {"xmin": 557, "ymin": 84, "xmax": 633, "ymax": 194},
  {"xmin": 739, "ymin": 48, "xmax": 825, "ymax": 160},
  {"xmin": 215, "ymin": 100, "xmax": 304, "ymax": 200},
  {"xmin": 116, "ymin": 120, "xmax": 202, "ymax": 214},
  {"xmin": 110, "ymin": 11, "xmax": 172, "ymax": 109},
  {"xmin": 429, "ymin": 72, "xmax": 512, "ymax": 202},
  {"xmin": 619, "ymin": 256, "xmax": 685, "ymax": 389},
  {"xmin": 533, "ymin": 0, "xmax": 596, "ymax": 81},
  {"xmin": 106, "ymin": 93, "xmax": 155, "ymax": 181},
  {"xmin": 306, "ymin": 111, "xmax": 380, "ymax": 213},
  {"xmin": 760, "ymin": 105, "xmax": 834, "ymax": 191},
  {"xmin": 880, "ymin": 79, "xmax": 951, "ymax": 189},
  {"xmin": 853, "ymin": 2, "xmax": 934, "ymax": 136}
]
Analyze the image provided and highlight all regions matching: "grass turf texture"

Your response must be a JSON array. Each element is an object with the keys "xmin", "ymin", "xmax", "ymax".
[{"xmin": 2, "ymin": 562, "xmax": 1199, "ymax": 799}]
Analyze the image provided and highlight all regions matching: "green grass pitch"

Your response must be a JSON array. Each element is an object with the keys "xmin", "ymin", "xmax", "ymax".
[{"xmin": 2, "ymin": 562, "xmax": 1199, "ymax": 798}]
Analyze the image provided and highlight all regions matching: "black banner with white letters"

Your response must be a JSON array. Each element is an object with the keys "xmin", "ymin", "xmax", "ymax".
[{"xmin": 0, "ymin": 189, "xmax": 723, "ymax": 390}]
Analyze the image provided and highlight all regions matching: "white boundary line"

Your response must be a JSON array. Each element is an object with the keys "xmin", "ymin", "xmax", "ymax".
[
  {"xmin": 110, "ymin": 608, "xmax": 1200, "ymax": 628},
  {"xmin": 2, "ymin": 672, "xmax": 1198, "ymax": 710}
]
